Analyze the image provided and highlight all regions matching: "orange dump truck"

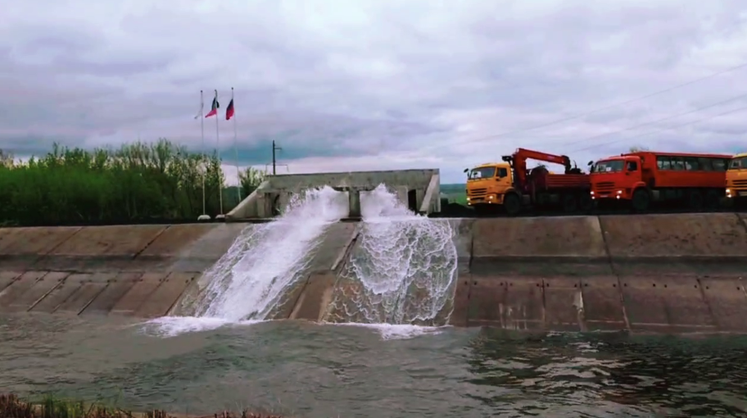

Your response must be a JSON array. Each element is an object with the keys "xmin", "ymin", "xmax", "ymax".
[
  {"xmin": 464, "ymin": 148, "xmax": 590, "ymax": 216},
  {"xmin": 590, "ymin": 151, "xmax": 731, "ymax": 211},
  {"xmin": 726, "ymin": 152, "xmax": 747, "ymax": 207}
]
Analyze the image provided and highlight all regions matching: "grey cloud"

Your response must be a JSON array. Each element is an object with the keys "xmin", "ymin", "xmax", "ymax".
[{"xmin": 2, "ymin": 0, "xmax": 747, "ymax": 182}]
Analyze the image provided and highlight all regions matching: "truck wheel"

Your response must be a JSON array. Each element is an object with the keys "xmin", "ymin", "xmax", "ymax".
[
  {"xmin": 688, "ymin": 190, "xmax": 704, "ymax": 211},
  {"xmin": 578, "ymin": 194, "xmax": 593, "ymax": 213},
  {"xmin": 562, "ymin": 194, "xmax": 578, "ymax": 213},
  {"xmin": 504, "ymin": 193, "xmax": 521, "ymax": 216},
  {"xmin": 704, "ymin": 190, "xmax": 721, "ymax": 211},
  {"xmin": 474, "ymin": 205, "xmax": 488, "ymax": 217},
  {"xmin": 632, "ymin": 189, "xmax": 650, "ymax": 212}
]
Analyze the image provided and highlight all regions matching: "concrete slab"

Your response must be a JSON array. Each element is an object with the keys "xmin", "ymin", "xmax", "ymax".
[
  {"xmin": 467, "ymin": 276, "xmax": 543, "ymax": 330},
  {"xmin": 9, "ymin": 272, "xmax": 69, "ymax": 312},
  {"xmin": 698, "ymin": 276, "xmax": 747, "ymax": 332},
  {"xmin": 619, "ymin": 275, "xmax": 716, "ymax": 333},
  {"xmin": 80, "ymin": 273, "xmax": 141, "ymax": 315},
  {"xmin": 167, "ymin": 223, "xmax": 249, "ymax": 272},
  {"xmin": 448, "ymin": 274, "xmax": 471, "ymax": 327},
  {"xmin": 446, "ymin": 219, "xmax": 474, "ymax": 276},
  {"xmin": 110, "ymin": 273, "xmax": 167, "ymax": 316},
  {"xmin": 0, "ymin": 271, "xmax": 47, "ymax": 310},
  {"xmin": 50, "ymin": 225, "xmax": 167, "ymax": 256},
  {"xmin": 55, "ymin": 273, "xmax": 115, "ymax": 314},
  {"xmin": 138, "ymin": 224, "xmax": 216, "ymax": 257},
  {"xmin": 0, "ymin": 227, "xmax": 81, "ymax": 254},
  {"xmin": 0, "ymin": 271, "xmax": 23, "ymax": 292},
  {"xmin": 543, "ymin": 277, "xmax": 584, "ymax": 332},
  {"xmin": 308, "ymin": 223, "xmax": 359, "ymax": 273},
  {"xmin": 322, "ymin": 278, "xmax": 366, "ymax": 323},
  {"xmin": 289, "ymin": 272, "xmax": 338, "ymax": 321},
  {"xmin": 579, "ymin": 276, "xmax": 627, "ymax": 331},
  {"xmin": 30, "ymin": 274, "xmax": 89, "ymax": 314},
  {"xmin": 136, "ymin": 272, "xmax": 195, "ymax": 318},
  {"xmin": 600, "ymin": 213, "xmax": 747, "ymax": 259},
  {"xmin": 268, "ymin": 276, "xmax": 311, "ymax": 320},
  {"xmin": 0, "ymin": 228, "xmax": 11, "ymax": 250},
  {"xmin": 471, "ymin": 216, "xmax": 607, "ymax": 259}
]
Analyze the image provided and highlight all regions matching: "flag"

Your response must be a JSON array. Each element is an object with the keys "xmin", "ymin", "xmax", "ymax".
[
  {"xmin": 226, "ymin": 97, "xmax": 234, "ymax": 120},
  {"xmin": 194, "ymin": 90, "xmax": 204, "ymax": 119},
  {"xmin": 205, "ymin": 90, "xmax": 219, "ymax": 118}
]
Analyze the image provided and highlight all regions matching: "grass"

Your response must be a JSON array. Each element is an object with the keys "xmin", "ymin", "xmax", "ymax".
[
  {"xmin": 0, "ymin": 394, "xmax": 287, "ymax": 418},
  {"xmin": 440, "ymin": 183, "xmax": 468, "ymax": 206},
  {"xmin": 0, "ymin": 140, "xmax": 265, "ymax": 227}
]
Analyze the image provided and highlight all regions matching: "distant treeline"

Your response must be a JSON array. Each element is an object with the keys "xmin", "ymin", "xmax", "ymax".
[{"xmin": 0, "ymin": 139, "xmax": 266, "ymax": 227}]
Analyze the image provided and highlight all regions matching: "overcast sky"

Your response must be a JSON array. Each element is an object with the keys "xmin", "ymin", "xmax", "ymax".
[{"xmin": 2, "ymin": 0, "xmax": 747, "ymax": 184}]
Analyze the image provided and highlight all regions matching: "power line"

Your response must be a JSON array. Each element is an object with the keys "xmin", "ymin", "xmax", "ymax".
[
  {"xmin": 571, "ymin": 103, "xmax": 747, "ymax": 153},
  {"xmin": 561, "ymin": 91, "xmax": 747, "ymax": 148},
  {"xmin": 421, "ymin": 60, "xmax": 747, "ymax": 152},
  {"xmin": 472, "ymin": 61, "xmax": 747, "ymax": 142}
]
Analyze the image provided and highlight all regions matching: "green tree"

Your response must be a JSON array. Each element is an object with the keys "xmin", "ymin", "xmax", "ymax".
[
  {"xmin": 238, "ymin": 166, "xmax": 267, "ymax": 197},
  {"xmin": 0, "ymin": 150, "xmax": 13, "ymax": 168},
  {"xmin": 0, "ymin": 139, "xmax": 231, "ymax": 226}
]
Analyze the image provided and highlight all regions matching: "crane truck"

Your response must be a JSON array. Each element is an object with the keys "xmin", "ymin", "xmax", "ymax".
[
  {"xmin": 726, "ymin": 152, "xmax": 747, "ymax": 208},
  {"xmin": 589, "ymin": 151, "xmax": 731, "ymax": 211},
  {"xmin": 464, "ymin": 148, "xmax": 591, "ymax": 216}
]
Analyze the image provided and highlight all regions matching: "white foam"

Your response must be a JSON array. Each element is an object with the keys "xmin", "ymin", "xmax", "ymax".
[
  {"xmin": 330, "ymin": 322, "xmax": 448, "ymax": 340},
  {"xmin": 139, "ymin": 316, "xmax": 264, "ymax": 338},
  {"xmin": 191, "ymin": 186, "xmax": 349, "ymax": 321},
  {"xmin": 335, "ymin": 184, "xmax": 458, "ymax": 325},
  {"xmin": 142, "ymin": 183, "xmax": 457, "ymax": 340}
]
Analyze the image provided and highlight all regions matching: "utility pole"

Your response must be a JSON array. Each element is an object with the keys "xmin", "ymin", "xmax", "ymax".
[{"xmin": 272, "ymin": 140, "xmax": 282, "ymax": 175}]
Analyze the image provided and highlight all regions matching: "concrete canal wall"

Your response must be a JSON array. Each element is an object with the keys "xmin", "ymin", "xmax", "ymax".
[{"xmin": 1, "ymin": 213, "xmax": 746, "ymax": 333}]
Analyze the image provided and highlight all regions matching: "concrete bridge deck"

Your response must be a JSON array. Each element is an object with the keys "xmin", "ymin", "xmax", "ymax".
[{"xmin": 1, "ymin": 213, "xmax": 746, "ymax": 333}]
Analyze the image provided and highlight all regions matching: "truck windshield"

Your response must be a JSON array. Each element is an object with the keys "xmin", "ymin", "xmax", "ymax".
[
  {"xmin": 592, "ymin": 160, "xmax": 624, "ymax": 173},
  {"xmin": 730, "ymin": 157, "xmax": 747, "ymax": 169},
  {"xmin": 468, "ymin": 167, "xmax": 496, "ymax": 179}
]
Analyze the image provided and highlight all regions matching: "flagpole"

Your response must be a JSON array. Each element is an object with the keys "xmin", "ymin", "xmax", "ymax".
[
  {"xmin": 231, "ymin": 87, "xmax": 241, "ymax": 203},
  {"xmin": 214, "ymin": 89, "xmax": 225, "ymax": 219},
  {"xmin": 197, "ymin": 89, "xmax": 210, "ymax": 222}
]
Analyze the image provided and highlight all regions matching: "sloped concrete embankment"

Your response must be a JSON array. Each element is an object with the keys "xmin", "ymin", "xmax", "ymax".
[
  {"xmin": 0, "ymin": 224, "xmax": 247, "ymax": 318},
  {"xmin": 451, "ymin": 213, "xmax": 747, "ymax": 333},
  {"xmin": 186, "ymin": 212, "xmax": 747, "ymax": 332},
  {"xmin": 4, "ymin": 213, "xmax": 746, "ymax": 332}
]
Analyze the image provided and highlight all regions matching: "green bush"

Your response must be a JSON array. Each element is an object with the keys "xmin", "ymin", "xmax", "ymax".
[{"xmin": 0, "ymin": 139, "xmax": 265, "ymax": 227}]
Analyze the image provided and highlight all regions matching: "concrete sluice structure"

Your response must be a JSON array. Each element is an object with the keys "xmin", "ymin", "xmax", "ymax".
[
  {"xmin": 1, "ymin": 213, "xmax": 747, "ymax": 333},
  {"xmin": 227, "ymin": 169, "xmax": 442, "ymax": 220}
]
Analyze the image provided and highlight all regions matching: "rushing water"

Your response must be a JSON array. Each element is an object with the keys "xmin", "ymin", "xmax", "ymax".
[
  {"xmin": 186, "ymin": 186, "xmax": 350, "ymax": 321},
  {"xmin": 2, "ymin": 314, "xmax": 747, "ymax": 417}
]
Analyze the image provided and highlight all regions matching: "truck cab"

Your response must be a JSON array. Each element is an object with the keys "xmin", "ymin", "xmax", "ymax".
[
  {"xmin": 726, "ymin": 152, "xmax": 747, "ymax": 205},
  {"xmin": 464, "ymin": 162, "xmax": 512, "ymax": 213},
  {"xmin": 590, "ymin": 155, "xmax": 646, "ymax": 208}
]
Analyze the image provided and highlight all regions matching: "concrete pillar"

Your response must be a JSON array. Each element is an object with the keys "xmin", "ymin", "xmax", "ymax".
[
  {"xmin": 261, "ymin": 193, "xmax": 274, "ymax": 218},
  {"xmin": 348, "ymin": 188, "xmax": 361, "ymax": 219},
  {"xmin": 395, "ymin": 186, "xmax": 408, "ymax": 208}
]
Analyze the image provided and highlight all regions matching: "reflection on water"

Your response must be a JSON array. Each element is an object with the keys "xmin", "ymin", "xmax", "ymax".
[{"xmin": 1, "ymin": 314, "xmax": 747, "ymax": 418}]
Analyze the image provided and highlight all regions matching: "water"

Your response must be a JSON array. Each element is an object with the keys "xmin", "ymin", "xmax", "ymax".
[
  {"xmin": 2, "ymin": 314, "xmax": 747, "ymax": 417},
  {"xmin": 328, "ymin": 187, "xmax": 458, "ymax": 325},
  {"xmin": 186, "ymin": 186, "xmax": 349, "ymax": 321},
  {"xmin": 176, "ymin": 184, "xmax": 458, "ymax": 329},
  {"xmin": 4, "ymin": 185, "xmax": 747, "ymax": 417}
]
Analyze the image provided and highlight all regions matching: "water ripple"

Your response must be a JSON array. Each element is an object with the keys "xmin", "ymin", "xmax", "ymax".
[{"xmin": 2, "ymin": 315, "xmax": 747, "ymax": 417}]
